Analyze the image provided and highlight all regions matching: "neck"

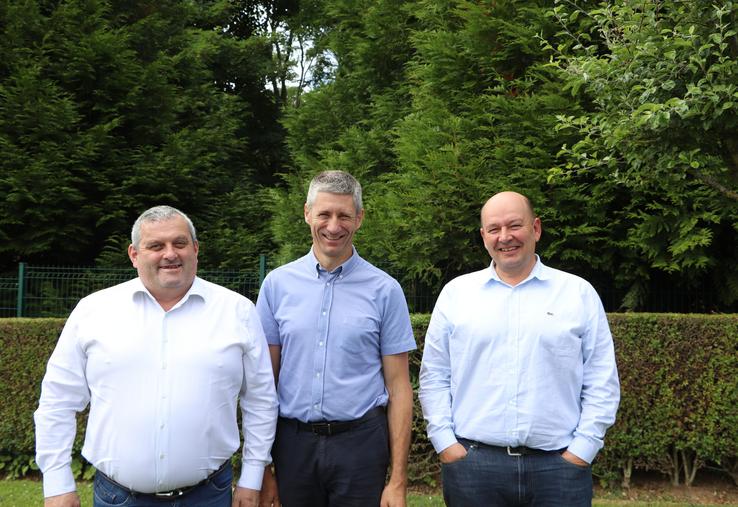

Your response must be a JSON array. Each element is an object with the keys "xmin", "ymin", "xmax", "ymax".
[
  {"xmin": 495, "ymin": 261, "xmax": 535, "ymax": 287},
  {"xmin": 314, "ymin": 248, "xmax": 353, "ymax": 273}
]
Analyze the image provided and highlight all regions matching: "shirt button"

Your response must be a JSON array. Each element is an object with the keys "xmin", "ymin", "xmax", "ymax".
[
  {"xmin": 314, "ymin": 403, "xmax": 319, "ymax": 408},
  {"xmin": 322, "ymin": 311, "xmax": 326, "ymax": 315},
  {"xmin": 160, "ymin": 454, "xmax": 165, "ymax": 459},
  {"xmin": 315, "ymin": 372, "xmax": 321, "ymax": 378},
  {"xmin": 318, "ymin": 341, "xmax": 324, "ymax": 346}
]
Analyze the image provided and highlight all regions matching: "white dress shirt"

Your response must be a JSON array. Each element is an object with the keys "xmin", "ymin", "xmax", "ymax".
[
  {"xmin": 35, "ymin": 277, "xmax": 278, "ymax": 497},
  {"xmin": 419, "ymin": 258, "xmax": 620, "ymax": 463}
]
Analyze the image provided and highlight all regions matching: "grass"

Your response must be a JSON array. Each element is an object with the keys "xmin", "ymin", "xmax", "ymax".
[{"xmin": 1, "ymin": 479, "xmax": 736, "ymax": 507}]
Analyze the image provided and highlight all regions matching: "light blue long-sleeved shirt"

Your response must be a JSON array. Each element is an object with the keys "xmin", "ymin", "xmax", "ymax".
[
  {"xmin": 419, "ymin": 258, "xmax": 620, "ymax": 463},
  {"xmin": 256, "ymin": 248, "xmax": 416, "ymax": 422}
]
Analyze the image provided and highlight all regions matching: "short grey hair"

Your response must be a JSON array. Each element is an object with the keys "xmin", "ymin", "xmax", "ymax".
[
  {"xmin": 306, "ymin": 170, "xmax": 363, "ymax": 213},
  {"xmin": 131, "ymin": 205, "xmax": 197, "ymax": 248}
]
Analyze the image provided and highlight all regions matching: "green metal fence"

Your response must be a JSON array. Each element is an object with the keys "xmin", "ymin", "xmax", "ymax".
[
  {"xmin": 1, "ymin": 262, "xmax": 265, "ymax": 318},
  {"xmin": 0, "ymin": 260, "xmax": 437, "ymax": 318}
]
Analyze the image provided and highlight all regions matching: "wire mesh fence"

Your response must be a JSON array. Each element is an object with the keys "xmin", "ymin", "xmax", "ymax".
[{"xmin": 0, "ymin": 262, "xmax": 437, "ymax": 318}]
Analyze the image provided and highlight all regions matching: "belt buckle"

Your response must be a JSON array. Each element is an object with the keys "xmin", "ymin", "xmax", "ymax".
[
  {"xmin": 311, "ymin": 422, "xmax": 332, "ymax": 436},
  {"xmin": 507, "ymin": 446, "xmax": 523, "ymax": 456},
  {"xmin": 155, "ymin": 489, "xmax": 184, "ymax": 498}
]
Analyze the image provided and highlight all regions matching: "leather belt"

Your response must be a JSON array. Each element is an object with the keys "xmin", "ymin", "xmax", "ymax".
[
  {"xmin": 283, "ymin": 406, "xmax": 386, "ymax": 436},
  {"xmin": 97, "ymin": 460, "xmax": 229, "ymax": 500},
  {"xmin": 461, "ymin": 438, "xmax": 564, "ymax": 456}
]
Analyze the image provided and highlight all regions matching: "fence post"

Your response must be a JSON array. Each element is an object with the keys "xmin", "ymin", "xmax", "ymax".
[
  {"xmin": 258, "ymin": 254, "xmax": 266, "ymax": 287},
  {"xmin": 16, "ymin": 262, "xmax": 26, "ymax": 317}
]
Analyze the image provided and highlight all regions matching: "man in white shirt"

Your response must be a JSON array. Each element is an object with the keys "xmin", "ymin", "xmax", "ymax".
[
  {"xmin": 34, "ymin": 205, "xmax": 278, "ymax": 507},
  {"xmin": 419, "ymin": 191, "xmax": 620, "ymax": 506}
]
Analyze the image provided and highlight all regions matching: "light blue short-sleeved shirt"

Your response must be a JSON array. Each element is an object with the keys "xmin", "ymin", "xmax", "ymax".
[{"xmin": 256, "ymin": 248, "xmax": 416, "ymax": 422}]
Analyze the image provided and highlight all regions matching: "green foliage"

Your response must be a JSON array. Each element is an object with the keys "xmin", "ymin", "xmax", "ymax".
[
  {"xmin": 0, "ymin": 0, "xmax": 283, "ymax": 272},
  {"xmin": 547, "ymin": 1, "xmax": 738, "ymax": 308},
  {"xmin": 5, "ymin": 314, "xmax": 736, "ymax": 488}
]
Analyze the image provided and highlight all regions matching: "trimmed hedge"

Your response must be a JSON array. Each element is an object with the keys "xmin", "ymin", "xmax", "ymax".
[{"xmin": 2, "ymin": 314, "xmax": 737, "ymax": 487}]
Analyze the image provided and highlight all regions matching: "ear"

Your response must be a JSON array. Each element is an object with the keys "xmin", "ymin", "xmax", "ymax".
[
  {"xmin": 304, "ymin": 203, "xmax": 311, "ymax": 224},
  {"xmin": 355, "ymin": 208, "xmax": 365, "ymax": 230},
  {"xmin": 533, "ymin": 217, "xmax": 542, "ymax": 242},
  {"xmin": 128, "ymin": 244, "xmax": 138, "ymax": 268}
]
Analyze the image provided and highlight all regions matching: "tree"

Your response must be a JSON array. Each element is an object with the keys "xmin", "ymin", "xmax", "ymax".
[
  {"xmin": 547, "ymin": 1, "xmax": 738, "ymax": 309},
  {"xmin": 0, "ymin": 0, "xmax": 283, "ymax": 271}
]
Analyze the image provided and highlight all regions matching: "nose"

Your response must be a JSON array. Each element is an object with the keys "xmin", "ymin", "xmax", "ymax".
[
  {"xmin": 162, "ymin": 244, "xmax": 178, "ymax": 259},
  {"xmin": 499, "ymin": 227, "xmax": 513, "ymax": 242},
  {"xmin": 326, "ymin": 216, "xmax": 341, "ymax": 232}
]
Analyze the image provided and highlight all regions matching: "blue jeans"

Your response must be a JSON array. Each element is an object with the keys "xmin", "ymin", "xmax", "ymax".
[
  {"xmin": 442, "ymin": 438, "xmax": 593, "ymax": 507},
  {"xmin": 93, "ymin": 462, "xmax": 232, "ymax": 507}
]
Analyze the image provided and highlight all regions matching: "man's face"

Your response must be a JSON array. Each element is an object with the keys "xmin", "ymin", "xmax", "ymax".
[
  {"xmin": 304, "ymin": 192, "xmax": 364, "ymax": 268},
  {"xmin": 480, "ymin": 192, "xmax": 541, "ymax": 283},
  {"xmin": 128, "ymin": 215, "xmax": 198, "ymax": 303}
]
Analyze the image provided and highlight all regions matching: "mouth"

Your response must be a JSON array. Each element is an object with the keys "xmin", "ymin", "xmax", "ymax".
[
  {"xmin": 159, "ymin": 263, "xmax": 182, "ymax": 271},
  {"xmin": 498, "ymin": 246, "xmax": 519, "ymax": 253}
]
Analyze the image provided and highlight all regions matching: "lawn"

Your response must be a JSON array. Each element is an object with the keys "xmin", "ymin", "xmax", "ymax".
[{"xmin": 2, "ymin": 480, "xmax": 737, "ymax": 507}]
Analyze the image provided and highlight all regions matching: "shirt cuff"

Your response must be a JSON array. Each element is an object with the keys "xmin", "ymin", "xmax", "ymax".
[
  {"xmin": 430, "ymin": 430, "xmax": 459, "ymax": 455},
  {"xmin": 237, "ymin": 462, "xmax": 266, "ymax": 491},
  {"xmin": 43, "ymin": 467, "xmax": 76, "ymax": 498},
  {"xmin": 566, "ymin": 436, "xmax": 600, "ymax": 464}
]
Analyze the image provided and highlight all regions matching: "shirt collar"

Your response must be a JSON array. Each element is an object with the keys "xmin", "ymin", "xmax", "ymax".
[
  {"xmin": 131, "ymin": 276, "xmax": 206, "ymax": 307},
  {"xmin": 486, "ymin": 255, "xmax": 551, "ymax": 286},
  {"xmin": 305, "ymin": 246, "xmax": 361, "ymax": 278}
]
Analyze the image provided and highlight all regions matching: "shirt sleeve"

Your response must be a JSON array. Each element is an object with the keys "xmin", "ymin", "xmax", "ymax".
[
  {"xmin": 567, "ymin": 285, "xmax": 621, "ymax": 463},
  {"xmin": 237, "ymin": 301, "xmax": 279, "ymax": 490},
  {"xmin": 379, "ymin": 279, "xmax": 417, "ymax": 356},
  {"xmin": 418, "ymin": 285, "xmax": 458, "ymax": 454},
  {"xmin": 34, "ymin": 303, "xmax": 91, "ymax": 498},
  {"xmin": 255, "ymin": 274, "xmax": 281, "ymax": 346}
]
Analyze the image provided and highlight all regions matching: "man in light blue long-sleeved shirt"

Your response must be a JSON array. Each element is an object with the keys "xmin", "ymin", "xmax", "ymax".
[{"xmin": 419, "ymin": 191, "xmax": 620, "ymax": 506}]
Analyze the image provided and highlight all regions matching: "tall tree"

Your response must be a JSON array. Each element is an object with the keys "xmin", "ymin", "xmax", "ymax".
[
  {"xmin": 0, "ymin": 0, "xmax": 284, "ymax": 271},
  {"xmin": 548, "ymin": 0, "xmax": 738, "ymax": 309}
]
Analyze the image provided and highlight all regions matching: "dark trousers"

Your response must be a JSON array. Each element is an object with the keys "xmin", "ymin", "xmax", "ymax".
[
  {"xmin": 273, "ymin": 410, "xmax": 390, "ymax": 507},
  {"xmin": 442, "ymin": 438, "xmax": 593, "ymax": 507}
]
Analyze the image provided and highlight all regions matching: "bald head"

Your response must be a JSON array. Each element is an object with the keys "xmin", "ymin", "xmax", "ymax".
[
  {"xmin": 480, "ymin": 191, "xmax": 535, "ymax": 225},
  {"xmin": 479, "ymin": 191, "xmax": 541, "ymax": 285}
]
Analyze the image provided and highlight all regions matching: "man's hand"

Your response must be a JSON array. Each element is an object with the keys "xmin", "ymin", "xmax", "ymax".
[
  {"xmin": 233, "ymin": 486, "xmax": 260, "ymax": 507},
  {"xmin": 380, "ymin": 480, "xmax": 406, "ymax": 507},
  {"xmin": 439, "ymin": 443, "xmax": 467, "ymax": 464},
  {"xmin": 44, "ymin": 492, "xmax": 80, "ymax": 507},
  {"xmin": 561, "ymin": 450, "xmax": 589, "ymax": 467},
  {"xmin": 258, "ymin": 466, "xmax": 281, "ymax": 507}
]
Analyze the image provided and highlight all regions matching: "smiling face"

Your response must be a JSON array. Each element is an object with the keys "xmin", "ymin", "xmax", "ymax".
[
  {"xmin": 304, "ymin": 191, "xmax": 364, "ymax": 271},
  {"xmin": 128, "ymin": 214, "xmax": 199, "ymax": 308},
  {"xmin": 480, "ymin": 191, "xmax": 541, "ymax": 286}
]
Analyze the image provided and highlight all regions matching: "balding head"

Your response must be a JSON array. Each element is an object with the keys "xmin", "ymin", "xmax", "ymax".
[{"xmin": 479, "ymin": 191, "xmax": 541, "ymax": 286}]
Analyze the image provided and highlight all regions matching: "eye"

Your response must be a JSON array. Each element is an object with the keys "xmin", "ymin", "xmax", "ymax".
[{"xmin": 148, "ymin": 243, "xmax": 163, "ymax": 251}]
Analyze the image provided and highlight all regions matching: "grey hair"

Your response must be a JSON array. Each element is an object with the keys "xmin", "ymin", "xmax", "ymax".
[
  {"xmin": 131, "ymin": 205, "xmax": 197, "ymax": 248},
  {"xmin": 306, "ymin": 170, "xmax": 363, "ymax": 213}
]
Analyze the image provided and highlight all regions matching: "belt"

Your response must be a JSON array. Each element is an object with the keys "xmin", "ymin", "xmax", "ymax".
[
  {"xmin": 97, "ymin": 460, "xmax": 229, "ymax": 500},
  {"xmin": 461, "ymin": 438, "xmax": 564, "ymax": 456},
  {"xmin": 283, "ymin": 406, "xmax": 386, "ymax": 436}
]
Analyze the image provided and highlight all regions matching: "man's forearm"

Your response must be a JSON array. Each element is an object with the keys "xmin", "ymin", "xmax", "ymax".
[{"xmin": 386, "ymin": 381, "xmax": 413, "ymax": 485}]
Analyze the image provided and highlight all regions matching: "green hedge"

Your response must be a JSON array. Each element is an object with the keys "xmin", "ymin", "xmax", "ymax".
[{"xmin": 2, "ymin": 314, "xmax": 737, "ymax": 487}]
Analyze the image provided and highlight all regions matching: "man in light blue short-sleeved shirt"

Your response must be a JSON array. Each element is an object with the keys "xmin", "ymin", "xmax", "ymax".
[
  {"xmin": 256, "ymin": 170, "xmax": 416, "ymax": 507},
  {"xmin": 419, "ymin": 191, "xmax": 620, "ymax": 507}
]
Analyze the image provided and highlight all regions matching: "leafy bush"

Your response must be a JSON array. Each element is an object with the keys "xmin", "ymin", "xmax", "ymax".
[{"xmin": 2, "ymin": 314, "xmax": 736, "ymax": 487}]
